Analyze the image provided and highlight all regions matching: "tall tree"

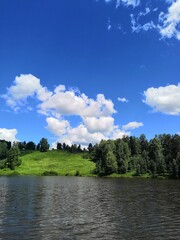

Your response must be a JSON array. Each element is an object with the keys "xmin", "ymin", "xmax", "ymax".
[
  {"xmin": 38, "ymin": 138, "xmax": 49, "ymax": 152},
  {"xmin": 6, "ymin": 143, "xmax": 21, "ymax": 170},
  {"xmin": 129, "ymin": 136, "xmax": 141, "ymax": 156},
  {"xmin": 0, "ymin": 142, "xmax": 8, "ymax": 160},
  {"xmin": 57, "ymin": 142, "xmax": 62, "ymax": 150},
  {"xmin": 148, "ymin": 137, "xmax": 166, "ymax": 174},
  {"xmin": 115, "ymin": 139, "xmax": 130, "ymax": 173},
  {"xmin": 26, "ymin": 141, "xmax": 36, "ymax": 151},
  {"xmin": 95, "ymin": 140, "xmax": 118, "ymax": 176}
]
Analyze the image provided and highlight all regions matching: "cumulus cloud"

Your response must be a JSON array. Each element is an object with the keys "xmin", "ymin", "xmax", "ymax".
[
  {"xmin": 111, "ymin": 128, "xmax": 130, "ymax": 139},
  {"xmin": 143, "ymin": 83, "xmax": 180, "ymax": 115},
  {"xmin": 83, "ymin": 116, "xmax": 115, "ymax": 134},
  {"xmin": 118, "ymin": 97, "xmax": 129, "ymax": 103},
  {"xmin": 122, "ymin": 121, "xmax": 143, "ymax": 130},
  {"xmin": 55, "ymin": 124, "xmax": 107, "ymax": 147},
  {"xmin": 158, "ymin": 0, "xmax": 180, "ymax": 40},
  {"xmin": 39, "ymin": 86, "xmax": 116, "ymax": 118},
  {"xmin": 0, "ymin": 128, "xmax": 18, "ymax": 142},
  {"xmin": 2, "ymin": 74, "xmax": 52, "ymax": 111},
  {"xmin": 46, "ymin": 117, "xmax": 70, "ymax": 136},
  {"xmin": 3, "ymin": 74, "xmax": 141, "ymax": 147}
]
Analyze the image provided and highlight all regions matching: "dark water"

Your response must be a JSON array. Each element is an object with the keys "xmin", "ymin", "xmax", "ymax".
[{"xmin": 0, "ymin": 177, "xmax": 180, "ymax": 240}]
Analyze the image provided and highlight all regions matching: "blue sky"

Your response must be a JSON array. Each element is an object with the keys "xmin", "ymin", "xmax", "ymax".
[{"xmin": 0, "ymin": 0, "xmax": 180, "ymax": 147}]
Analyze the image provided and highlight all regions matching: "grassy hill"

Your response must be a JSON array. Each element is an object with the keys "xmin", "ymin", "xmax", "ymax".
[{"xmin": 0, "ymin": 150, "xmax": 96, "ymax": 176}]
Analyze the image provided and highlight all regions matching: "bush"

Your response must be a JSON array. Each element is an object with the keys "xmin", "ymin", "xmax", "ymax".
[
  {"xmin": 75, "ymin": 170, "xmax": 80, "ymax": 176},
  {"xmin": 42, "ymin": 171, "xmax": 58, "ymax": 176}
]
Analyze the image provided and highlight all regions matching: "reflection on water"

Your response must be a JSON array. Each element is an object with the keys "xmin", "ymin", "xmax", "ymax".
[{"xmin": 0, "ymin": 176, "xmax": 180, "ymax": 240}]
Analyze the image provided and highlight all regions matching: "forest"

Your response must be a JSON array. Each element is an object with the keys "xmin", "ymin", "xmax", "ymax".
[
  {"xmin": 91, "ymin": 134, "xmax": 180, "ymax": 178},
  {"xmin": 0, "ymin": 134, "xmax": 180, "ymax": 178}
]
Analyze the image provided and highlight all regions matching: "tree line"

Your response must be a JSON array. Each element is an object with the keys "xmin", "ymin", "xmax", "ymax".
[
  {"xmin": 90, "ymin": 134, "xmax": 180, "ymax": 178},
  {"xmin": 1, "ymin": 134, "xmax": 180, "ymax": 178}
]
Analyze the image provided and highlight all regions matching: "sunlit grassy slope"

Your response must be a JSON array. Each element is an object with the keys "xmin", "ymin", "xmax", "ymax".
[{"xmin": 0, "ymin": 150, "xmax": 96, "ymax": 176}]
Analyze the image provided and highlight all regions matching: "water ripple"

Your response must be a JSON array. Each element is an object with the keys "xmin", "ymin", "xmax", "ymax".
[{"xmin": 0, "ymin": 177, "xmax": 180, "ymax": 239}]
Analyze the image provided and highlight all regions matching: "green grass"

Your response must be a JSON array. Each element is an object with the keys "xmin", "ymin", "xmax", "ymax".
[{"xmin": 0, "ymin": 150, "xmax": 96, "ymax": 176}]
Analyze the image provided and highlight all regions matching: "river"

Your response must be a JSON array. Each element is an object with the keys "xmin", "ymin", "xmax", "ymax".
[{"xmin": 0, "ymin": 176, "xmax": 180, "ymax": 239}]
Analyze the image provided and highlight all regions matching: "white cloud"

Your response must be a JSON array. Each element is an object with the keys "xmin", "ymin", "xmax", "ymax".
[
  {"xmin": 118, "ymin": 0, "xmax": 140, "ymax": 8},
  {"xmin": 46, "ymin": 117, "xmax": 70, "ymax": 136},
  {"xmin": 3, "ymin": 74, "xmax": 140, "ymax": 147},
  {"xmin": 118, "ymin": 97, "xmax": 129, "ymax": 103},
  {"xmin": 131, "ymin": 14, "xmax": 157, "ymax": 33},
  {"xmin": 56, "ymin": 124, "xmax": 107, "ymax": 147},
  {"xmin": 158, "ymin": 0, "xmax": 180, "ymax": 40},
  {"xmin": 0, "ymin": 128, "xmax": 18, "ymax": 142},
  {"xmin": 111, "ymin": 128, "xmax": 130, "ymax": 139},
  {"xmin": 143, "ymin": 83, "xmax": 180, "ymax": 115},
  {"xmin": 138, "ymin": 7, "xmax": 151, "ymax": 19},
  {"xmin": 102, "ymin": 0, "xmax": 180, "ymax": 41},
  {"xmin": 122, "ymin": 121, "xmax": 143, "ymax": 130},
  {"xmin": 104, "ymin": 0, "xmax": 140, "ymax": 8},
  {"xmin": 39, "ymin": 87, "xmax": 116, "ymax": 118},
  {"xmin": 2, "ymin": 74, "xmax": 52, "ymax": 111},
  {"xmin": 83, "ymin": 116, "xmax": 115, "ymax": 134}
]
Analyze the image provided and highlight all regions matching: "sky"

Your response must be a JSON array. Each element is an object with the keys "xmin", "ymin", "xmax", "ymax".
[{"xmin": 0, "ymin": 0, "xmax": 180, "ymax": 147}]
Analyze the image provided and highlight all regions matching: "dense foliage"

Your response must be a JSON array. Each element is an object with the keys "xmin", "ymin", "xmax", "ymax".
[
  {"xmin": 6, "ymin": 143, "xmax": 21, "ymax": 170},
  {"xmin": 91, "ymin": 134, "xmax": 180, "ymax": 178}
]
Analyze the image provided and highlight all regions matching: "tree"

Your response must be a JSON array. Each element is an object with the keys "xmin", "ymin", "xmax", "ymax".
[
  {"xmin": 0, "ymin": 142, "xmax": 8, "ymax": 160},
  {"xmin": 6, "ymin": 143, "xmax": 21, "ymax": 170},
  {"xmin": 88, "ymin": 143, "xmax": 94, "ymax": 153},
  {"xmin": 26, "ymin": 141, "xmax": 36, "ymax": 151},
  {"xmin": 18, "ymin": 141, "xmax": 26, "ymax": 151},
  {"xmin": 139, "ymin": 134, "xmax": 149, "ymax": 153},
  {"xmin": 95, "ymin": 140, "xmax": 118, "ymax": 176},
  {"xmin": 129, "ymin": 136, "xmax": 141, "ymax": 156},
  {"xmin": 115, "ymin": 139, "xmax": 130, "ymax": 174},
  {"xmin": 148, "ymin": 137, "xmax": 166, "ymax": 174},
  {"xmin": 38, "ymin": 138, "xmax": 49, "ymax": 152},
  {"xmin": 159, "ymin": 134, "xmax": 172, "ymax": 173},
  {"xmin": 57, "ymin": 142, "xmax": 62, "ymax": 150}
]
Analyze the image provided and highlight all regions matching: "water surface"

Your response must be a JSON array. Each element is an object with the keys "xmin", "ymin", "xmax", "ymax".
[{"xmin": 0, "ymin": 176, "xmax": 180, "ymax": 239}]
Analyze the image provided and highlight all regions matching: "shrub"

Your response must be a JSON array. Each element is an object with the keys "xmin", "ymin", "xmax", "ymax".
[{"xmin": 42, "ymin": 171, "xmax": 58, "ymax": 176}]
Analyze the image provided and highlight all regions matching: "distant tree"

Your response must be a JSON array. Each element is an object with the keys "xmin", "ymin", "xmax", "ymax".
[
  {"xmin": 38, "ymin": 138, "xmax": 49, "ymax": 152},
  {"xmin": 115, "ymin": 139, "xmax": 130, "ymax": 174},
  {"xmin": 129, "ymin": 136, "xmax": 141, "ymax": 156},
  {"xmin": 57, "ymin": 142, "xmax": 62, "ymax": 150},
  {"xmin": 6, "ymin": 143, "xmax": 21, "ymax": 170},
  {"xmin": 148, "ymin": 137, "xmax": 166, "ymax": 174},
  {"xmin": 36, "ymin": 143, "xmax": 40, "ymax": 151},
  {"xmin": 70, "ymin": 144, "xmax": 77, "ymax": 153},
  {"xmin": 95, "ymin": 140, "xmax": 118, "ymax": 176},
  {"xmin": 77, "ymin": 144, "xmax": 82, "ymax": 152},
  {"xmin": 88, "ymin": 143, "xmax": 94, "ymax": 153},
  {"xmin": 26, "ymin": 141, "xmax": 36, "ymax": 151},
  {"xmin": 0, "ymin": 142, "xmax": 8, "ymax": 160},
  {"xmin": 139, "ymin": 134, "xmax": 149, "ymax": 153},
  {"xmin": 0, "ymin": 140, "xmax": 11, "ymax": 150},
  {"xmin": 159, "ymin": 134, "xmax": 172, "ymax": 173},
  {"xmin": 18, "ymin": 141, "xmax": 26, "ymax": 151},
  {"xmin": 62, "ymin": 142, "xmax": 67, "ymax": 150},
  {"xmin": 171, "ymin": 134, "xmax": 180, "ymax": 160}
]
